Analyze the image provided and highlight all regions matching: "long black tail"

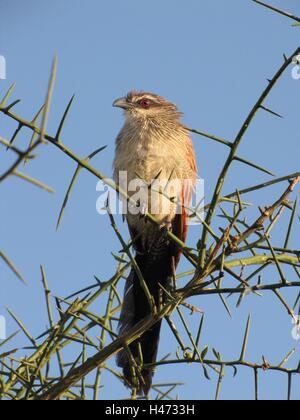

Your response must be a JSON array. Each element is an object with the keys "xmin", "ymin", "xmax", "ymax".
[{"xmin": 117, "ymin": 237, "xmax": 174, "ymax": 395}]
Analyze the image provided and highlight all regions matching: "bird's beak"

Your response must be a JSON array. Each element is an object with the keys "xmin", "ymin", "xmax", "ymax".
[{"xmin": 113, "ymin": 97, "xmax": 129, "ymax": 110}]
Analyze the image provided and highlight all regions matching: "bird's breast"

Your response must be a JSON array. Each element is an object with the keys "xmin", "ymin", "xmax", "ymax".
[
  {"xmin": 115, "ymin": 134, "xmax": 170, "ymax": 181},
  {"xmin": 113, "ymin": 125, "xmax": 196, "ymax": 245}
]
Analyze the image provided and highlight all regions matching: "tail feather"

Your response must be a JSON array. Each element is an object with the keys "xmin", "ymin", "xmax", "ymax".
[
  {"xmin": 120, "ymin": 320, "xmax": 162, "ymax": 395},
  {"xmin": 117, "ymin": 214, "xmax": 187, "ymax": 395},
  {"xmin": 117, "ymin": 246, "xmax": 173, "ymax": 395}
]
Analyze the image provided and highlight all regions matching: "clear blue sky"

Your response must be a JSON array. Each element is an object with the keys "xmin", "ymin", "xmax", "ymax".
[{"xmin": 0, "ymin": 0, "xmax": 300, "ymax": 400}]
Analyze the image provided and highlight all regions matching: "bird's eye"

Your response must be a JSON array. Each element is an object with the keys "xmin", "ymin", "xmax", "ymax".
[{"xmin": 139, "ymin": 99, "xmax": 151, "ymax": 109}]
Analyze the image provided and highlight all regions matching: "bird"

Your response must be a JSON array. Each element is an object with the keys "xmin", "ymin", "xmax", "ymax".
[{"xmin": 113, "ymin": 91, "xmax": 197, "ymax": 395}]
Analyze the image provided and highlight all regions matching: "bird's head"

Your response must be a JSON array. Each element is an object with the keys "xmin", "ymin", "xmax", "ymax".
[{"xmin": 113, "ymin": 91, "xmax": 182, "ymax": 122}]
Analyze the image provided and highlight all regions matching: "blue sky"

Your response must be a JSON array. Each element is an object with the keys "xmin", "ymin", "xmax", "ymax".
[{"xmin": 0, "ymin": 0, "xmax": 300, "ymax": 400}]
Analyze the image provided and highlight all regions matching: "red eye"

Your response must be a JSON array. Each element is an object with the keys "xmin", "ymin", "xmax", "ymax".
[{"xmin": 139, "ymin": 99, "xmax": 151, "ymax": 108}]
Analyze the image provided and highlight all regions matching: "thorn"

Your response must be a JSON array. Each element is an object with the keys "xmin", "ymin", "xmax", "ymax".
[
  {"xmin": 260, "ymin": 105, "xmax": 283, "ymax": 119},
  {"xmin": 5, "ymin": 99, "xmax": 21, "ymax": 111}
]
